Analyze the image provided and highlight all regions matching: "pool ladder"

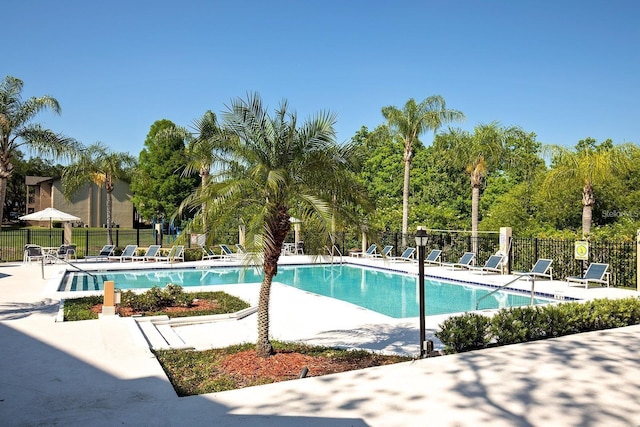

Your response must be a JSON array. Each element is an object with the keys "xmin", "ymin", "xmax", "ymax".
[
  {"xmin": 475, "ymin": 275, "xmax": 537, "ymax": 310},
  {"xmin": 325, "ymin": 245, "xmax": 343, "ymax": 264}
]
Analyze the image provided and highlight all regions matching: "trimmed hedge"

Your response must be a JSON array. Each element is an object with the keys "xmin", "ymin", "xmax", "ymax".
[{"xmin": 436, "ymin": 297, "xmax": 640, "ymax": 353}]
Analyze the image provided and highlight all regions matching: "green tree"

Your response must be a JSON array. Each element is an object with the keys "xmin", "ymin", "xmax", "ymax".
[
  {"xmin": 187, "ymin": 93, "xmax": 365, "ymax": 357},
  {"xmin": 62, "ymin": 143, "xmax": 136, "ymax": 244},
  {"xmin": 543, "ymin": 139, "xmax": 635, "ymax": 237},
  {"xmin": 0, "ymin": 75, "xmax": 79, "ymax": 223},
  {"xmin": 131, "ymin": 120, "xmax": 198, "ymax": 222},
  {"xmin": 382, "ymin": 96, "xmax": 464, "ymax": 243}
]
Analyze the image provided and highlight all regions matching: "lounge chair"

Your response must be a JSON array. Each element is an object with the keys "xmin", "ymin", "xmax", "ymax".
[
  {"xmin": 566, "ymin": 263, "xmax": 610, "ymax": 289},
  {"xmin": 132, "ymin": 245, "xmax": 162, "ymax": 262},
  {"xmin": 390, "ymin": 247, "xmax": 416, "ymax": 262},
  {"xmin": 442, "ymin": 252, "xmax": 476, "ymax": 270},
  {"xmin": 514, "ymin": 259, "xmax": 553, "ymax": 280},
  {"xmin": 108, "ymin": 245, "xmax": 138, "ymax": 262},
  {"xmin": 156, "ymin": 245, "xmax": 184, "ymax": 263},
  {"xmin": 372, "ymin": 245, "xmax": 393, "ymax": 258},
  {"xmin": 23, "ymin": 245, "xmax": 45, "ymax": 264},
  {"xmin": 84, "ymin": 244, "xmax": 115, "ymax": 261},
  {"xmin": 470, "ymin": 254, "xmax": 504, "ymax": 275},
  {"xmin": 351, "ymin": 244, "xmax": 377, "ymax": 258},
  {"xmin": 217, "ymin": 244, "xmax": 236, "ymax": 260},
  {"xmin": 425, "ymin": 249, "xmax": 442, "ymax": 265},
  {"xmin": 201, "ymin": 246, "xmax": 218, "ymax": 260}
]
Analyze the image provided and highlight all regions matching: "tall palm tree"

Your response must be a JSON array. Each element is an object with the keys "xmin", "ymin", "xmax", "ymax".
[
  {"xmin": 543, "ymin": 142, "xmax": 635, "ymax": 237},
  {"xmin": 0, "ymin": 75, "xmax": 79, "ymax": 222},
  {"xmin": 62, "ymin": 143, "xmax": 136, "ymax": 244},
  {"xmin": 185, "ymin": 93, "xmax": 365, "ymax": 357},
  {"xmin": 178, "ymin": 110, "xmax": 234, "ymax": 228},
  {"xmin": 382, "ymin": 96, "xmax": 464, "ymax": 244}
]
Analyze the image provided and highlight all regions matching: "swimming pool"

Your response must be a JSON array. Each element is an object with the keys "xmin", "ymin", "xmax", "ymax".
[{"xmin": 60, "ymin": 264, "xmax": 552, "ymax": 318}]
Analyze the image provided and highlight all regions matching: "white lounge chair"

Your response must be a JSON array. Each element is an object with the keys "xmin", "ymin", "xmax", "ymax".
[
  {"xmin": 442, "ymin": 252, "xmax": 476, "ymax": 270},
  {"xmin": 390, "ymin": 247, "xmax": 416, "ymax": 262},
  {"xmin": 132, "ymin": 245, "xmax": 162, "ymax": 262},
  {"xmin": 470, "ymin": 254, "xmax": 504, "ymax": 275},
  {"xmin": 566, "ymin": 263, "xmax": 610, "ymax": 289},
  {"xmin": 425, "ymin": 249, "xmax": 442, "ymax": 265},
  {"xmin": 515, "ymin": 259, "xmax": 553, "ymax": 280},
  {"xmin": 108, "ymin": 245, "xmax": 138, "ymax": 262},
  {"xmin": 351, "ymin": 244, "xmax": 377, "ymax": 258},
  {"xmin": 372, "ymin": 245, "xmax": 393, "ymax": 258},
  {"xmin": 84, "ymin": 244, "xmax": 114, "ymax": 261}
]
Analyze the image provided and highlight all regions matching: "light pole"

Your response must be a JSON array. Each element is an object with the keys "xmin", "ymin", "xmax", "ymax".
[{"xmin": 415, "ymin": 226, "xmax": 428, "ymax": 358}]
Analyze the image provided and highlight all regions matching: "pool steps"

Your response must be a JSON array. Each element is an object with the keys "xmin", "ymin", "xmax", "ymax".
[{"xmin": 131, "ymin": 306, "xmax": 258, "ymax": 350}]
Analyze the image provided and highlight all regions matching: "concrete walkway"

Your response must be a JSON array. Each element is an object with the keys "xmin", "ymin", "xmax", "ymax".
[{"xmin": 1, "ymin": 259, "xmax": 640, "ymax": 426}]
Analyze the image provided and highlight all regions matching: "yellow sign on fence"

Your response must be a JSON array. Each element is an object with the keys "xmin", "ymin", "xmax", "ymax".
[{"xmin": 574, "ymin": 240, "xmax": 589, "ymax": 260}]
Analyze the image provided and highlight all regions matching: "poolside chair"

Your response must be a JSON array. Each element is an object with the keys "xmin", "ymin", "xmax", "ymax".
[
  {"xmin": 566, "ymin": 263, "xmax": 610, "ymax": 289},
  {"xmin": 132, "ymin": 245, "xmax": 162, "ymax": 262},
  {"xmin": 84, "ymin": 244, "xmax": 114, "ymax": 261},
  {"xmin": 470, "ymin": 254, "xmax": 504, "ymax": 275},
  {"xmin": 424, "ymin": 249, "xmax": 442, "ymax": 266},
  {"xmin": 55, "ymin": 244, "xmax": 77, "ymax": 261},
  {"xmin": 108, "ymin": 245, "xmax": 138, "ymax": 262},
  {"xmin": 218, "ymin": 244, "xmax": 236, "ymax": 260},
  {"xmin": 201, "ymin": 246, "xmax": 218, "ymax": 260},
  {"xmin": 372, "ymin": 245, "xmax": 393, "ymax": 259},
  {"xmin": 390, "ymin": 247, "xmax": 416, "ymax": 262},
  {"xmin": 442, "ymin": 252, "xmax": 476, "ymax": 270},
  {"xmin": 156, "ymin": 245, "xmax": 184, "ymax": 263},
  {"xmin": 23, "ymin": 244, "xmax": 45, "ymax": 264},
  {"xmin": 351, "ymin": 244, "xmax": 377, "ymax": 258},
  {"xmin": 514, "ymin": 259, "xmax": 553, "ymax": 281}
]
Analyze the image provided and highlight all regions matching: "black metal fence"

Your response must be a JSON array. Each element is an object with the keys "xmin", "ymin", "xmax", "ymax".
[
  {"xmin": 3, "ymin": 228, "xmax": 637, "ymax": 288},
  {"xmin": 331, "ymin": 231, "xmax": 636, "ymax": 288}
]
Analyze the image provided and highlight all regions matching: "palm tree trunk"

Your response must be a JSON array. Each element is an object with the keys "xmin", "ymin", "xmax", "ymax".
[
  {"xmin": 106, "ymin": 191, "xmax": 113, "ymax": 245},
  {"xmin": 256, "ymin": 272, "xmax": 274, "ymax": 357},
  {"xmin": 471, "ymin": 184, "xmax": 480, "ymax": 254},
  {"xmin": 402, "ymin": 156, "xmax": 411, "ymax": 247},
  {"xmin": 582, "ymin": 182, "xmax": 595, "ymax": 237},
  {"xmin": 0, "ymin": 175, "xmax": 7, "ymax": 225}
]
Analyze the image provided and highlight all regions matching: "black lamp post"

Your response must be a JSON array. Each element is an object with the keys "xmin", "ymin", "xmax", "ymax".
[{"xmin": 415, "ymin": 226, "xmax": 428, "ymax": 358}]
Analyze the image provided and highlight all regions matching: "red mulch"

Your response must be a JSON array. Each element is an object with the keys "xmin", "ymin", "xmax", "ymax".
[{"xmin": 91, "ymin": 299, "xmax": 219, "ymax": 317}]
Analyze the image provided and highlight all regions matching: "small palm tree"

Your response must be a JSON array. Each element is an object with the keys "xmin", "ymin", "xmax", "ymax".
[
  {"xmin": 382, "ymin": 96, "xmax": 464, "ymax": 244},
  {"xmin": 185, "ymin": 93, "xmax": 365, "ymax": 357},
  {"xmin": 543, "ymin": 141, "xmax": 635, "ymax": 237},
  {"xmin": 0, "ymin": 75, "xmax": 80, "ymax": 222},
  {"xmin": 62, "ymin": 143, "xmax": 136, "ymax": 244}
]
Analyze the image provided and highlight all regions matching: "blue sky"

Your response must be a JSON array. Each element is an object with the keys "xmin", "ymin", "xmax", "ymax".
[{"xmin": 4, "ymin": 0, "xmax": 640, "ymax": 157}]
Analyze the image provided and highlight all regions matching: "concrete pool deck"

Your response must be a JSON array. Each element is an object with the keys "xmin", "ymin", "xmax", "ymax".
[{"xmin": 2, "ymin": 256, "xmax": 640, "ymax": 426}]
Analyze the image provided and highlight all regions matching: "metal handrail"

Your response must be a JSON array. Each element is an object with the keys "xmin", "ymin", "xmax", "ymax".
[
  {"xmin": 41, "ymin": 253, "xmax": 99, "ymax": 289},
  {"xmin": 475, "ymin": 275, "xmax": 535, "ymax": 310},
  {"xmin": 325, "ymin": 245, "xmax": 343, "ymax": 264}
]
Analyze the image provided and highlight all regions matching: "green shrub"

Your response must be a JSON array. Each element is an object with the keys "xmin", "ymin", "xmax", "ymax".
[
  {"xmin": 438, "ymin": 297, "xmax": 640, "ymax": 353},
  {"xmin": 435, "ymin": 312, "xmax": 491, "ymax": 353}
]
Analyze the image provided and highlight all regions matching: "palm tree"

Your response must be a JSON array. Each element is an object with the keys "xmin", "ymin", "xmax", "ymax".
[
  {"xmin": 0, "ymin": 75, "xmax": 79, "ymax": 222},
  {"xmin": 178, "ymin": 110, "xmax": 234, "ymax": 229},
  {"xmin": 382, "ymin": 96, "xmax": 464, "ymax": 244},
  {"xmin": 185, "ymin": 93, "xmax": 365, "ymax": 357},
  {"xmin": 62, "ymin": 143, "xmax": 136, "ymax": 244},
  {"xmin": 543, "ymin": 141, "xmax": 635, "ymax": 237}
]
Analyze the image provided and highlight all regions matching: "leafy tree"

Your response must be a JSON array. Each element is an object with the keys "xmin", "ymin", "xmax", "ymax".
[
  {"xmin": 381, "ymin": 96, "xmax": 464, "ymax": 244},
  {"xmin": 184, "ymin": 93, "xmax": 366, "ymax": 357},
  {"xmin": 130, "ymin": 120, "xmax": 198, "ymax": 222},
  {"xmin": 62, "ymin": 143, "xmax": 136, "ymax": 244},
  {"xmin": 0, "ymin": 75, "xmax": 79, "ymax": 223},
  {"xmin": 542, "ymin": 139, "xmax": 636, "ymax": 237}
]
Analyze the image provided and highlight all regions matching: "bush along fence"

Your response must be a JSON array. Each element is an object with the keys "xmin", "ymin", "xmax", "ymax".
[{"xmin": 436, "ymin": 297, "xmax": 640, "ymax": 354}]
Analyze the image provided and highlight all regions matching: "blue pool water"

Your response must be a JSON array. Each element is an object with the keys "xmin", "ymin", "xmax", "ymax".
[{"xmin": 61, "ymin": 264, "xmax": 551, "ymax": 318}]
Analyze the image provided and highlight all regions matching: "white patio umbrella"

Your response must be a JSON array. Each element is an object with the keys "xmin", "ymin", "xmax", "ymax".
[{"xmin": 20, "ymin": 207, "xmax": 81, "ymax": 246}]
